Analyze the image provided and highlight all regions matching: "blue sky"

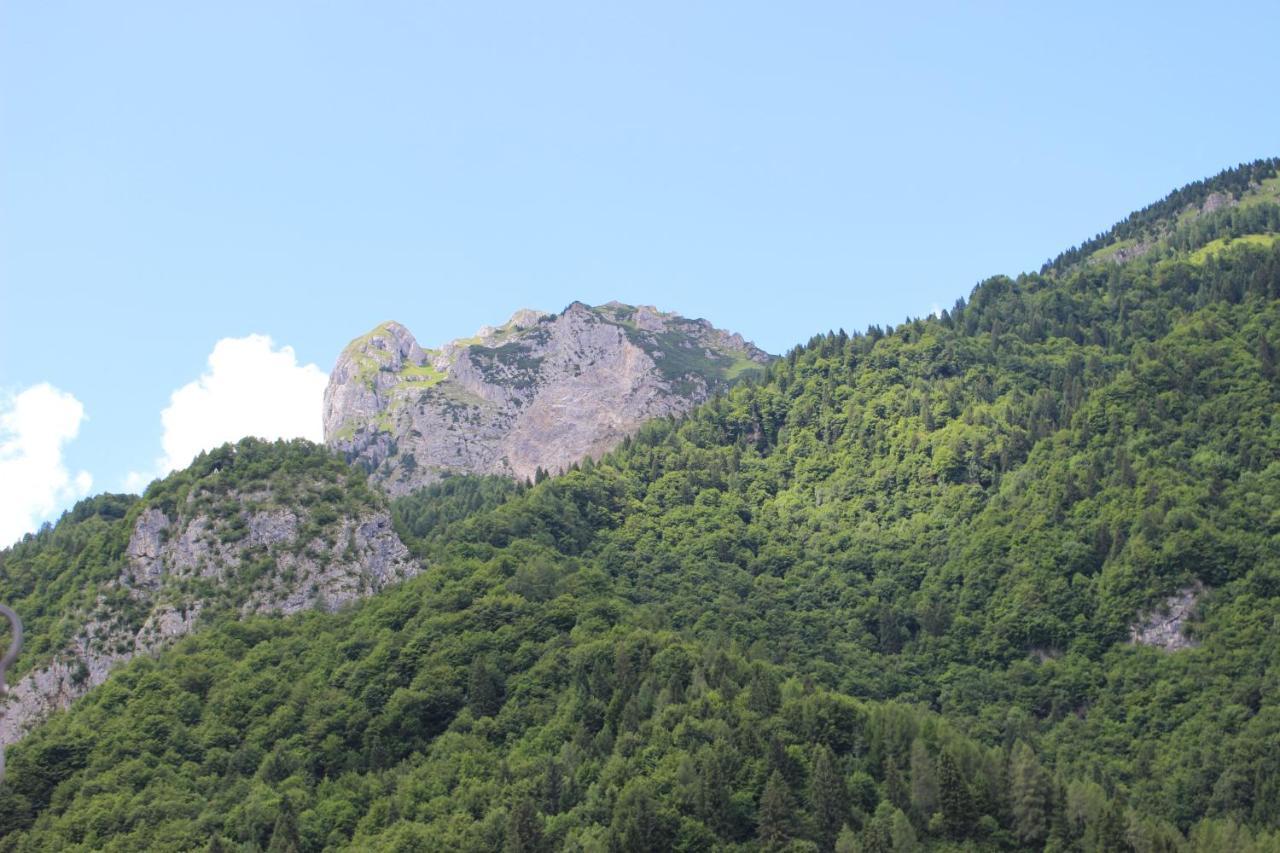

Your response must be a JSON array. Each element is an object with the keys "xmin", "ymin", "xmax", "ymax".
[{"xmin": 2, "ymin": 1, "xmax": 1279, "ymax": 541}]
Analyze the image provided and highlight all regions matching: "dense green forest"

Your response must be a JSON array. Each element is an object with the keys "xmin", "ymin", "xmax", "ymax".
[{"xmin": 2, "ymin": 161, "xmax": 1280, "ymax": 851}]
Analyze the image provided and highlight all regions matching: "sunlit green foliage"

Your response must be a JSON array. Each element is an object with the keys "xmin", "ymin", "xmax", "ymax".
[{"xmin": 3, "ymin": 162, "xmax": 1280, "ymax": 850}]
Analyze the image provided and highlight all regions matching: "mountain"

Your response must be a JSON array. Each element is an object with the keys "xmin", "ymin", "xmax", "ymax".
[
  {"xmin": 322, "ymin": 301, "xmax": 771, "ymax": 494},
  {"xmin": 3, "ymin": 159, "xmax": 1280, "ymax": 851}
]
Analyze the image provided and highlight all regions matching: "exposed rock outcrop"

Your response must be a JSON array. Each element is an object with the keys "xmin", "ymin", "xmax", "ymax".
[
  {"xmin": 1106, "ymin": 239, "xmax": 1156, "ymax": 265},
  {"xmin": 324, "ymin": 302, "xmax": 772, "ymax": 495},
  {"xmin": 1200, "ymin": 191, "xmax": 1236, "ymax": 214},
  {"xmin": 1129, "ymin": 583, "xmax": 1204, "ymax": 651},
  {"xmin": 1, "ymin": 490, "xmax": 418, "ymax": 747}
]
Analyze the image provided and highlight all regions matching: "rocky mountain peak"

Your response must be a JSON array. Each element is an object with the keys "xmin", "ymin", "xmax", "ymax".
[
  {"xmin": 345, "ymin": 321, "xmax": 424, "ymax": 369},
  {"xmin": 473, "ymin": 308, "xmax": 549, "ymax": 341},
  {"xmin": 323, "ymin": 302, "xmax": 772, "ymax": 494}
]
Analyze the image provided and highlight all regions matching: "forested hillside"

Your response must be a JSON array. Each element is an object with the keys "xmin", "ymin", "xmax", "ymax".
[{"xmin": 2, "ymin": 161, "xmax": 1279, "ymax": 851}]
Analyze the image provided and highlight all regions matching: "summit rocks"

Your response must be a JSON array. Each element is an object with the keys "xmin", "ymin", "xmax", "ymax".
[{"xmin": 323, "ymin": 302, "xmax": 771, "ymax": 494}]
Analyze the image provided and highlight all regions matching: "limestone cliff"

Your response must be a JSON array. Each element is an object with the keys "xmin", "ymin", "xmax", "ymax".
[
  {"xmin": 0, "ymin": 441, "xmax": 419, "ymax": 747},
  {"xmin": 324, "ymin": 302, "xmax": 772, "ymax": 494}
]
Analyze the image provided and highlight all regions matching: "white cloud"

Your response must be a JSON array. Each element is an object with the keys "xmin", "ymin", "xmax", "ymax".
[
  {"xmin": 0, "ymin": 384, "xmax": 93, "ymax": 545},
  {"xmin": 127, "ymin": 335, "xmax": 327, "ymax": 489}
]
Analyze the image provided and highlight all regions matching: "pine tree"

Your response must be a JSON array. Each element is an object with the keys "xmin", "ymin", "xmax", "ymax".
[
  {"xmin": 697, "ymin": 744, "xmax": 735, "ymax": 837},
  {"xmin": 468, "ymin": 656, "xmax": 505, "ymax": 717},
  {"xmin": 1010, "ymin": 740, "xmax": 1052, "ymax": 846},
  {"xmin": 937, "ymin": 750, "xmax": 975, "ymax": 840},
  {"xmin": 758, "ymin": 769, "xmax": 793, "ymax": 847},
  {"xmin": 834, "ymin": 824, "xmax": 862, "ymax": 853},
  {"xmin": 1259, "ymin": 335, "xmax": 1276, "ymax": 379},
  {"xmin": 877, "ymin": 603, "xmax": 902, "ymax": 653},
  {"xmin": 810, "ymin": 744, "xmax": 848, "ymax": 849},
  {"xmin": 748, "ymin": 663, "xmax": 781, "ymax": 715},
  {"xmin": 768, "ymin": 734, "xmax": 799, "ymax": 787},
  {"xmin": 541, "ymin": 759, "xmax": 563, "ymax": 815},
  {"xmin": 888, "ymin": 807, "xmax": 918, "ymax": 851},
  {"xmin": 610, "ymin": 782, "xmax": 673, "ymax": 853},
  {"xmin": 265, "ymin": 802, "xmax": 301, "ymax": 853},
  {"xmin": 1084, "ymin": 801, "xmax": 1130, "ymax": 853},
  {"xmin": 908, "ymin": 739, "xmax": 937, "ymax": 823},
  {"xmin": 884, "ymin": 757, "xmax": 909, "ymax": 812},
  {"xmin": 504, "ymin": 797, "xmax": 543, "ymax": 853},
  {"xmin": 862, "ymin": 803, "xmax": 894, "ymax": 853}
]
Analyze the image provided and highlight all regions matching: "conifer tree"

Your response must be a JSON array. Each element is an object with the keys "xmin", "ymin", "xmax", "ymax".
[
  {"xmin": 697, "ymin": 744, "xmax": 736, "ymax": 837},
  {"xmin": 1084, "ymin": 801, "xmax": 1130, "ymax": 853},
  {"xmin": 748, "ymin": 663, "xmax": 782, "ymax": 715},
  {"xmin": 884, "ymin": 758, "xmax": 909, "ymax": 812},
  {"xmin": 862, "ymin": 819, "xmax": 891, "ymax": 853},
  {"xmin": 810, "ymin": 744, "xmax": 848, "ymax": 849},
  {"xmin": 758, "ymin": 769, "xmax": 793, "ymax": 847},
  {"xmin": 265, "ymin": 802, "xmax": 301, "ymax": 853},
  {"xmin": 1010, "ymin": 740, "xmax": 1052, "ymax": 846},
  {"xmin": 504, "ymin": 798, "xmax": 543, "ymax": 853},
  {"xmin": 1259, "ymin": 335, "xmax": 1276, "ymax": 379},
  {"xmin": 937, "ymin": 750, "xmax": 975, "ymax": 839},
  {"xmin": 834, "ymin": 824, "xmax": 862, "ymax": 853},
  {"xmin": 541, "ymin": 760, "xmax": 563, "ymax": 815},
  {"xmin": 888, "ymin": 806, "xmax": 919, "ymax": 851},
  {"xmin": 908, "ymin": 739, "xmax": 938, "ymax": 823},
  {"xmin": 468, "ymin": 655, "xmax": 505, "ymax": 717},
  {"xmin": 610, "ymin": 782, "xmax": 673, "ymax": 853}
]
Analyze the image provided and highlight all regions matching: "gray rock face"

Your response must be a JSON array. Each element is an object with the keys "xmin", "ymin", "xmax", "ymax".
[
  {"xmin": 1201, "ymin": 191, "xmax": 1237, "ymax": 214},
  {"xmin": 1106, "ymin": 239, "xmax": 1156, "ymax": 265},
  {"xmin": 1, "ymin": 492, "xmax": 418, "ymax": 748},
  {"xmin": 1129, "ymin": 583, "xmax": 1204, "ymax": 651},
  {"xmin": 324, "ymin": 302, "xmax": 772, "ymax": 494}
]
